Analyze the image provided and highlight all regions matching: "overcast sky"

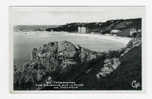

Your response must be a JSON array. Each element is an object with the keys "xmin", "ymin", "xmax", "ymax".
[{"xmin": 10, "ymin": 6, "xmax": 145, "ymax": 25}]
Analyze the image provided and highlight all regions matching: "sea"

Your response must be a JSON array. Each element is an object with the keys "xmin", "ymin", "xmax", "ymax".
[{"xmin": 13, "ymin": 31, "xmax": 129, "ymax": 65}]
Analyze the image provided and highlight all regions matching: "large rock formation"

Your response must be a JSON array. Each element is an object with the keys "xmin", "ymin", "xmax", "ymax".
[
  {"xmin": 31, "ymin": 40, "xmax": 99, "ymax": 74},
  {"xmin": 14, "ymin": 38, "xmax": 141, "ymax": 90},
  {"xmin": 14, "ymin": 40, "xmax": 103, "ymax": 90}
]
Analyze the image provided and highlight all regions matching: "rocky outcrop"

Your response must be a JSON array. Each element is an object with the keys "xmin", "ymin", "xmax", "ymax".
[
  {"xmin": 14, "ymin": 40, "xmax": 103, "ymax": 90},
  {"xmin": 95, "ymin": 38, "xmax": 141, "ymax": 79},
  {"xmin": 14, "ymin": 38, "xmax": 141, "ymax": 90},
  {"xmin": 120, "ymin": 38, "xmax": 141, "ymax": 57},
  {"xmin": 96, "ymin": 58, "xmax": 120, "ymax": 78},
  {"xmin": 31, "ymin": 40, "xmax": 99, "ymax": 74}
]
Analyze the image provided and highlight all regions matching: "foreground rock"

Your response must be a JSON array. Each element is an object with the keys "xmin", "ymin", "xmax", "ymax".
[
  {"xmin": 96, "ymin": 38, "xmax": 141, "ymax": 79},
  {"xmin": 14, "ymin": 40, "xmax": 103, "ymax": 90},
  {"xmin": 14, "ymin": 38, "xmax": 141, "ymax": 90},
  {"xmin": 31, "ymin": 40, "xmax": 100, "ymax": 74}
]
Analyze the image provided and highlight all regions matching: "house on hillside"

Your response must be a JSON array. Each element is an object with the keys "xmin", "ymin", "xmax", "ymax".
[
  {"xmin": 46, "ymin": 28, "xmax": 55, "ymax": 32},
  {"xmin": 78, "ymin": 26, "xmax": 87, "ymax": 33},
  {"xmin": 116, "ymin": 28, "xmax": 135, "ymax": 37},
  {"xmin": 110, "ymin": 28, "xmax": 141, "ymax": 37},
  {"xmin": 110, "ymin": 29, "xmax": 122, "ymax": 36},
  {"xmin": 130, "ymin": 28, "xmax": 142, "ymax": 38},
  {"xmin": 130, "ymin": 28, "xmax": 137, "ymax": 36}
]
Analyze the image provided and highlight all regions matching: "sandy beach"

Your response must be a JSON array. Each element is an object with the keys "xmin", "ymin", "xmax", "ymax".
[{"xmin": 65, "ymin": 32, "xmax": 131, "ymax": 45}]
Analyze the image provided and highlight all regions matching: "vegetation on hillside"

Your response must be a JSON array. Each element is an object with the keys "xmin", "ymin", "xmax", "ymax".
[{"xmin": 14, "ymin": 18, "xmax": 141, "ymax": 36}]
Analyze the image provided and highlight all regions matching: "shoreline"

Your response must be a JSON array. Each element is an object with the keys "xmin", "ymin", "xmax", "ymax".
[
  {"xmin": 17, "ymin": 31, "xmax": 132, "ymax": 45},
  {"xmin": 14, "ymin": 31, "xmax": 132, "ymax": 65},
  {"xmin": 66, "ymin": 32, "xmax": 132, "ymax": 45},
  {"xmin": 19, "ymin": 31, "xmax": 131, "ymax": 45}
]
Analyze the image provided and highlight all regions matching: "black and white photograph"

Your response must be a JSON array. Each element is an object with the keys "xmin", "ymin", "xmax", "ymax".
[{"xmin": 10, "ymin": 6, "xmax": 144, "ymax": 91}]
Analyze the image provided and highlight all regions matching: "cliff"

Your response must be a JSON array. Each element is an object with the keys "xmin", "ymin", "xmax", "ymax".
[
  {"xmin": 93, "ymin": 38, "xmax": 142, "ymax": 90},
  {"xmin": 14, "ymin": 40, "xmax": 103, "ymax": 90},
  {"xmin": 14, "ymin": 38, "xmax": 141, "ymax": 90}
]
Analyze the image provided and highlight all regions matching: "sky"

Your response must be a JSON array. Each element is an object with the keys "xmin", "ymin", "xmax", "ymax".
[{"xmin": 10, "ymin": 6, "xmax": 145, "ymax": 25}]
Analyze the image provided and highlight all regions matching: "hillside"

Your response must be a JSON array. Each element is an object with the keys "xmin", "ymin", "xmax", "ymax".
[
  {"xmin": 14, "ymin": 18, "xmax": 142, "ymax": 37},
  {"xmin": 69, "ymin": 39, "xmax": 142, "ymax": 90},
  {"xmin": 45, "ymin": 18, "xmax": 141, "ymax": 36},
  {"xmin": 76, "ymin": 42, "xmax": 141, "ymax": 90}
]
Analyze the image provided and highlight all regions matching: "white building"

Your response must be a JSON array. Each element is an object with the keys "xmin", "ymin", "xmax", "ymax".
[
  {"xmin": 110, "ymin": 29, "xmax": 121, "ymax": 34},
  {"xmin": 130, "ymin": 28, "xmax": 137, "ymax": 36},
  {"xmin": 110, "ymin": 29, "xmax": 121, "ymax": 36},
  {"xmin": 78, "ymin": 26, "xmax": 87, "ymax": 33}
]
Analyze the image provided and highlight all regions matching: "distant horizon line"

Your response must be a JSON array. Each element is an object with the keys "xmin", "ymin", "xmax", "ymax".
[{"xmin": 13, "ymin": 17, "xmax": 142, "ymax": 26}]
